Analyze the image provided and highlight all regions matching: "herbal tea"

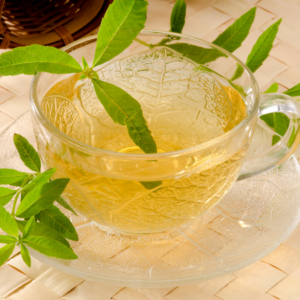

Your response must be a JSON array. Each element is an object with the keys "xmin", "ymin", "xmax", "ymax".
[{"xmin": 38, "ymin": 47, "xmax": 248, "ymax": 234}]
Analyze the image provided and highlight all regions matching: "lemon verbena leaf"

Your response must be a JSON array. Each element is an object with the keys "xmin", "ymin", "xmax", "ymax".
[
  {"xmin": 92, "ymin": 78, "xmax": 157, "ymax": 153},
  {"xmin": 36, "ymin": 205, "xmax": 78, "ymax": 241},
  {"xmin": 213, "ymin": 8, "xmax": 256, "ymax": 53},
  {"xmin": 0, "ymin": 187, "xmax": 17, "ymax": 207},
  {"xmin": 170, "ymin": 0, "xmax": 186, "ymax": 34},
  {"xmin": 23, "ymin": 236, "xmax": 77, "ymax": 259},
  {"xmin": 93, "ymin": 0, "xmax": 148, "ymax": 67},
  {"xmin": 20, "ymin": 244, "xmax": 31, "ymax": 267},
  {"xmin": 16, "ymin": 179, "xmax": 70, "ymax": 218},
  {"xmin": 283, "ymin": 83, "xmax": 300, "ymax": 97},
  {"xmin": 14, "ymin": 134, "xmax": 41, "ymax": 172},
  {"xmin": 0, "ymin": 244, "xmax": 15, "ymax": 267},
  {"xmin": 0, "ymin": 207, "xmax": 18, "ymax": 237},
  {"xmin": 0, "ymin": 45, "xmax": 82, "ymax": 75},
  {"xmin": 246, "ymin": 19, "xmax": 281, "ymax": 73}
]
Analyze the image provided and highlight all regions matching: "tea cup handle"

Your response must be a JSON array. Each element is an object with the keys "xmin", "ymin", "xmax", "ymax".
[{"xmin": 238, "ymin": 93, "xmax": 300, "ymax": 180}]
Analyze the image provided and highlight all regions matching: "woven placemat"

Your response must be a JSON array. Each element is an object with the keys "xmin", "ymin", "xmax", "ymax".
[{"xmin": 1, "ymin": 0, "xmax": 300, "ymax": 299}]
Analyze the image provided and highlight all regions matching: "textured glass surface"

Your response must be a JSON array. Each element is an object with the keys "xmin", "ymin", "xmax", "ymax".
[
  {"xmin": 1, "ymin": 112, "xmax": 300, "ymax": 287},
  {"xmin": 36, "ymin": 47, "xmax": 249, "ymax": 234}
]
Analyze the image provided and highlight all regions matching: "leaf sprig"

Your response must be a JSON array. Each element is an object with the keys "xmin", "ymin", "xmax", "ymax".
[
  {"xmin": 0, "ymin": 134, "xmax": 78, "ymax": 267},
  {"xmin": 0, "ymin": 0, "xmax": 156, "ymax": 156},
  {"xmin": 0, "ymin": 0, "xmax": 299, "ymax": 268},
  {"xmin": 166, "ymin": 1, "xmax": 297, "ymax": 147},
  {"xmin": 0, "ymin": 0, "xmax": 294, "ymax": 153}
]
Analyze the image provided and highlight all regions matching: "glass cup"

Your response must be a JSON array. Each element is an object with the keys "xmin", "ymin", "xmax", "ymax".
[{"xmin": 30, "ymin": 31, "xmax": 300, "ymax": 234}]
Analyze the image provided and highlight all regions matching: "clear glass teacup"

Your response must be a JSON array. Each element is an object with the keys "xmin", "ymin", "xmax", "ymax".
[{"xmin": 30, "ymin": 31, "xmax": 300, "ymax": 234}]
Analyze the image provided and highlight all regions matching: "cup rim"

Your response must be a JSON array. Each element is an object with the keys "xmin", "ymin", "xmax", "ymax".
[{"xmin": 30, "ymin": 30, "xmax": 260, "ymax": 159}]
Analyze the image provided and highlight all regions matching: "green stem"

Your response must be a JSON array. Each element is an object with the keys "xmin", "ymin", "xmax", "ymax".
[
  {"xmin": 11, "ymin": 175, "xmax": 32, "ymax": 217},
  {"xmin": 152, "ymin": 37, "xmax": 172, "ymax": 47},
  {"xmin": 135, "ymin": 35, "xmax": 181, "ymax": 49},
  {"xmin": 134, "ymin": 38, "xmax": 152, "ymax": 48}
]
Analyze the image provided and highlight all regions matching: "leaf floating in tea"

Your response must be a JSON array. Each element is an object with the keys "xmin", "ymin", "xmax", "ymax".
[
  {"xmin": 0, "ymin": 45, "xmax": 82, "ymax": 76},
  {"xmin": 213, "ymin": 7, "xmax": 256, "ymax": 53},
  {"xmin": 93, "ymin": 0, "xmax": 148, "ymax": 67},
  {"xmin": 246, "ymin": 19, "xmax": 282, "ymax": 73},
  {"xmin": 140, "ymin": 181, "xmax": 162, "ymax": 190},
  {"xmin": 91, "ymin": 78, "xmax": 157, "ymax": 154},
  {"xmin": 14, "ymin": 134, "xmax": 41, "ymax": 173},
  {"xmin": 170, "ymin": 0, "xmax": 186, "ymax": 33}
]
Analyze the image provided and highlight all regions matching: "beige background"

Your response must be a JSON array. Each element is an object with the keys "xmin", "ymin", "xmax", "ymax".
[{"xmin": 1, "ymin": 0, "xmax": 300, "ymax": 299}]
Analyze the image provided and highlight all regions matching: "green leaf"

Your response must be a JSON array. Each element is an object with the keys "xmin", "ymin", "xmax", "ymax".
[
  {"xmin": 22, "ymin": 216, "xmax": 35, "ymax": 239},
  {"xmin": 0, "ymin": 169, "xmax": 29, "ymax": 186},
  {"xmin": 230, "ymin": 63, "xmax": 244, "ymax": 81},
  {"xmin": 79, "ymin": 74, "xmax": 87, "ymax": 80},
  {"xmin": 0, "ymin": 45, "xmax": 82, "ymax": 76},
  {"xmin": 20, "ymin": 243, "xmax": 31, "ymax": 267},
  {"xmin": 56, "ymin": 196, "xmax": 77, "ymax": 216},
  {"xmin": 140, "ymin": 181, "xmax": 162, "ymax": 189},
  {"xmin": 213, "ymin": 8, "xmax": 256, "ymax": 53},
  {"xmin": 0, "ymin": 244, "xmax": 15, "ymax": 267},
  {"xmin": 274, "ymin": 112, "xmax": 290, "ymax": 137},
  {"xmin": 23, "ymin": 236, "xmax": 77, "ymax": 259},
  {"xmin": 17, "ymin": 220, "xmax": 70, "ymax": 248},
  {"xmin": 22, "ymin": 168, "xmax": 56, "ymax": 194},
  {"xmin": 264, "ymin": 83, "xmax": 279, "ymax": 93},
  {"xmin": 82, "ymin": 57, "xmax": 89, "ymax": 71},
  {"xmin": 93, "ymin": 0, "xmax": 148, "ymax": 67},
  {"xmin": 166, "ymin": 43, "xmax": 227, "ymax": 65},
  {"xmin": 16, "ymin": 178, "xmax": 70, "ymax": 218},
  {"xmin": 246, "ymin": 19, "xmax": 282, "ymax": 73},
  {"xmin": 260, "ymin": 112, "xmax": 290, "ymax": 144},
  {"xmin": 170, "ymin": 0, "xmax": 186, "ymax": 34},
  {"xmin": 260, "ymin": 113, "xmax": 274, "ymax": 128},
  {"xmin": 0, "ymin": 207, "xmax": 18, "ymax": 237},
  {"xmin": 36, "ymin": 205, "xmax": 78, "ymax": 241},
  {"xmin": 13, "ymin": 134, "xmax": 41, "ymax": 172},
  {"xmin": 91, "ymin": 71, "xmax": 99, "ymax": 80},
  {"xmin": 92, "ymin": 78, "xmax": 157, "ymax": 153},
  {"xmin": 287, "ymin": 126, "xmax": 298, "ymax": 148},
  {"xmin": 272, "ymin": 135, "xmax": 281, "ymax": 145},
  {"xmin": 0, "ymin": 235, "xmax": 17, "ymax": 244},
  {"xmin": 283, "ymin": 83, "xmax": 300, "ymax": 97},
  {"xmin": 0, "ymin": 187, "xmax": 17, "ymax": 206}
]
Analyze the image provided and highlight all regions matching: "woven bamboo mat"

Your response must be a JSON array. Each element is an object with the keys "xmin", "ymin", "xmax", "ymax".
[{"xmin": 1, "ymin": 0, "xmax": 300, "ymax": 299}]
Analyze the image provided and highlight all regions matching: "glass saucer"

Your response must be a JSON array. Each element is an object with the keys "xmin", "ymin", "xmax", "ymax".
[{"xmin": 1, "ymin": 111, "xmax": 300, "ymax": 288}]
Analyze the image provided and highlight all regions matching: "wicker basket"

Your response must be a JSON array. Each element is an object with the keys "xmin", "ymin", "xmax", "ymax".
[{"xmin": 0, "ymin": 0, "xmax": 113, "ymax": 48}]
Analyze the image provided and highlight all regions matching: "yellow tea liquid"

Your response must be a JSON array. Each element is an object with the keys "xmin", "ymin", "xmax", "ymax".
[{"xmin": 38, "ymin": 47, "xmax": 248, "ymax": 233}]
